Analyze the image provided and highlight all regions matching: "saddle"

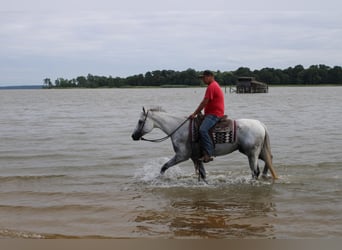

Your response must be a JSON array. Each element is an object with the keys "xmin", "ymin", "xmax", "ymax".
[{"xmin": 191, "ymin": 114, "xmax": 237, "ymax": 145}]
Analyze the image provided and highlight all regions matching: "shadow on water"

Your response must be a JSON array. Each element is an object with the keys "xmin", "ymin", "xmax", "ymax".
[{"xmin": 132, "ymin": 162, "xmax": 277, "ymax": 238}]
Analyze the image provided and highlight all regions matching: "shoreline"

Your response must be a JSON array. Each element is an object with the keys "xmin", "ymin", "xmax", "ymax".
[{"xmin": 1, "ymin": 84, "xmax": 341, "ymax": 90}]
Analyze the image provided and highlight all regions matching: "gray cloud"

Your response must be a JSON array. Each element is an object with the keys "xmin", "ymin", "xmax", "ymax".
[{"xmin": 1, "ymin": 0, "xmax": 342, "ymax": 85}]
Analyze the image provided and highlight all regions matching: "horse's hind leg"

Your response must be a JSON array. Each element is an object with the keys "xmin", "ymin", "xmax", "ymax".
[
  {"xmin": 248, "ymin": 153, "xmax": 260, "ymax": 179},
  {"xmin": 258, "ymin": 154, "xmax": 268, "ymax": 177},
  {"xmin": 262, "ymin": 164, "xmax": 268, "ymax": 178},
  {"xmin": 260, "ymin": 146, "xmax": 277, "ymax": 179}
]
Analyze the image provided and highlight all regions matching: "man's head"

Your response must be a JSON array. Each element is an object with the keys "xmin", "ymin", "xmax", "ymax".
[{"xmin": 199, "ymin": 70, "xmax": 214, "ymax": 85}]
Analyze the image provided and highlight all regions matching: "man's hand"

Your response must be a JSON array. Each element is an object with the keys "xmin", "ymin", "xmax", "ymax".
[
  {"xmin": 190, "ymin": 98, "xmax": 208, "ymax": 120},
  {"xmin": 189, "ymin": 113, "xmax": 196, "ymax": 119}
]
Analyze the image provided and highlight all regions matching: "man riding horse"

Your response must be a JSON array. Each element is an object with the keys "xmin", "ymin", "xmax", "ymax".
[
  {"xmin": 189, "ymin": 70, "xmax": 225, "ymax": 163},
  {"xmin": 131, "ymin": 71, "xmax": 278, "ymax": 180}
]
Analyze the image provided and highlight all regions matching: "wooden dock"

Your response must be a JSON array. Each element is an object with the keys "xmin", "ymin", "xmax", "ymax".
[{"xmin": 235, "ymin": 77, "xmax": 268, "ymax": 93}]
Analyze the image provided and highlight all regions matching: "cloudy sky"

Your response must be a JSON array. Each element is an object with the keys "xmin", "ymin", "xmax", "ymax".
[{"xmin": 1, "ymin": 0, "xmax": 341, "ymax": 85}]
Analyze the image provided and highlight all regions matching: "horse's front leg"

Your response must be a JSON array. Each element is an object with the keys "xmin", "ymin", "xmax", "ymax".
[
  {"xmin": 160, "ymin": 155, "xmax": 186, "ymax": 175},
  {"xmin": 192, "ymin": 159, "xmax": 207, "ymax": 182}
]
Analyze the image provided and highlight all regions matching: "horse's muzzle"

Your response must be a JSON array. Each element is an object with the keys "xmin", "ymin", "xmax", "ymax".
[{"xmin": 131, "ymin": 133, "xmax": 141, "ymax": 141}]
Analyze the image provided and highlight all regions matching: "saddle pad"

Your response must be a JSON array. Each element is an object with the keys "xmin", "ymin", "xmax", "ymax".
[{"xmin": 191, "ymin": 117, "xmax": 236, "ymax": 144}]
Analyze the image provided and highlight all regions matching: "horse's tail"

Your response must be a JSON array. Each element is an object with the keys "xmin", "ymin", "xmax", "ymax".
[{"xmin": 262, "ymin": 127, "xmax": 278, "ymax": 180}]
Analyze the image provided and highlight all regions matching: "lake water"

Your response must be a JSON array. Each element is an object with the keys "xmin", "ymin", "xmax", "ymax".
[{"xmin": 0, "ymin": 87, "xmax": 341, "ymax": 238}]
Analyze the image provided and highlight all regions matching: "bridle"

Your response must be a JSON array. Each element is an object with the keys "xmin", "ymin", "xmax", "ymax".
[{"xmin": 138, "ymin": 110, "xmax": 190, "ymax": 143}]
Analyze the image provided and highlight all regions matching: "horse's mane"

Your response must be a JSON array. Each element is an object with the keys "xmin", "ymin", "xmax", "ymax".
[{"xmin": 149, "ymin": 106, "xmax": 166, "ymax": 112}]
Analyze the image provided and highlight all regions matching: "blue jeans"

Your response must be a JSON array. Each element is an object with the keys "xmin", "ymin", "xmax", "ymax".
[{"xmin": 199, "ymin": 115, "xmax": 220, "ymax": 157}]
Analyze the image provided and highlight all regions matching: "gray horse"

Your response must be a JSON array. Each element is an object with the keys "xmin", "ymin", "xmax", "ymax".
[{"xmin": 132, "ymin": 108, "xmax": 278, "ymax": 181}]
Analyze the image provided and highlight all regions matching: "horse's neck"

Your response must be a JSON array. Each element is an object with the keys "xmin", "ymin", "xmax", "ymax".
[{"xmin": 150, "ymin": 112, "xmax": 183, "ymax": 135}]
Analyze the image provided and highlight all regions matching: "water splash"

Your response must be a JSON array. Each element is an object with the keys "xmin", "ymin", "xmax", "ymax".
[
  {"xmin": 133, "ymin": 157, "xmax": 193, "ymax": 186},
  {"xmin": 133, "ymin": 158, "xmax": 274, "ymax": 188}
]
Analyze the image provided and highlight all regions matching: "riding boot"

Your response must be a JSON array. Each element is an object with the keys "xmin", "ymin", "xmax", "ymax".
[{"xmin": 199, "ymin": 151, "xmax": 213, "ymax": 163}]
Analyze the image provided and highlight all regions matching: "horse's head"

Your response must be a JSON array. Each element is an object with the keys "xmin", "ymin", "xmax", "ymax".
[{"xmin": 131, "ymin": 107, "xmax": 154, "ymax": 141}]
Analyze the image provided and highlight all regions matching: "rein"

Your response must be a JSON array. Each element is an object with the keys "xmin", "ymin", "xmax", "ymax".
[{"xmin": 140, "ymin": 111, "xmax": 190, "ymax": 143}]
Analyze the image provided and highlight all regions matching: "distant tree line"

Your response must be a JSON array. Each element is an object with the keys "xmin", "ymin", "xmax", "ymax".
[{"xmin": 43, "ymin": 64, "xmax": 342, "ymax": 88}]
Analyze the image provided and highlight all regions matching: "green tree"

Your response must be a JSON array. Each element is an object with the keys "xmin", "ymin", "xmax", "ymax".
[
  {"xmin": 55, "ymin": 78, "xmax": 71, "ymax": 88},
  {"xmin": 43, "ymin": 78, "xmax": 52, "ymax": 88},
  {"xmin": 301, "ymin": 65, "xmax": 322, "ymax": 84},
  {"xmin": 328, "ymin": 66, "xmax": 342, "ymax": 84},
  {"xmin": 46, "ymin": 64, "xmax": 342, "ymax": 88},
  {"xmin": 76, "ymin": 76, "xmax": 87, "ymax": 87},
  {"xmin": 234, "ymin": 67, "xmax": 253, "ymax": 77}
]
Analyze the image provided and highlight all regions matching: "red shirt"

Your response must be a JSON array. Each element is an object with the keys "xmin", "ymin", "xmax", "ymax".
[{"xmin": 204, "ymin": 81, "xmax": 225, "ymax": 117}]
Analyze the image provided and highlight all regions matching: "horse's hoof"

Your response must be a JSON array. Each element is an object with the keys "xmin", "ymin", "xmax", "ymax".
[
  {"xmin": 261, "ymin": 174, "xmax": 272, "ymax": 180},
  {"xmin": 202, "ymin": 179, "xmax": 209, "ymax": 185},
  {"xmin": 160, "ymin": 167, "xmax": 168, "ymax": 175},
  {"xmin": 254, "ymin": 169, "xmax": 260, "ymax": 178}
]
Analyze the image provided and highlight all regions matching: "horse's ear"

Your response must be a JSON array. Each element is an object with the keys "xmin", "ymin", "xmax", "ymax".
[{"xmin": 142, "ymin": 107, "xmax": 146, "ymax": 114}]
